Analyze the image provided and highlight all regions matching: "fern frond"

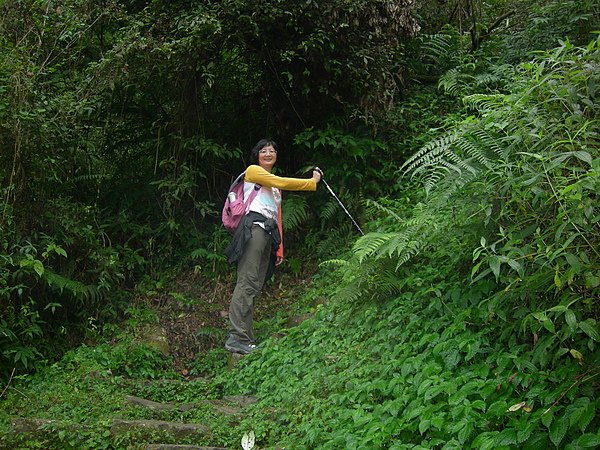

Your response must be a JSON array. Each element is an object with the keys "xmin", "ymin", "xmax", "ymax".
[
  {"xmin": 455, "ymin": 136, "xmax": 494, "ymax": 169},
  {"xmin": 370, "ymin": 269, "xmax": 406, "ymax": 296},
  {"xmin": 395, "ymin": 240, "xmax": 424, "ymax": 269},
  {"xmin": 319, "ymin": 259, "xmax": 349, "ymax": 268},
  {"xmin": 377, "ymin": 231, "xmax": 411, "ymax": 259},
  {"xmin": 336, "ymin": 280, "xmax": 364, "ymax": 303},
  {"xmin": 423, "ymin": 168, "xmax": 448, "ymax": 195},
  {"xmin": 422, "ymin": 38, "xmax": 455, "ymax": 62},
  {"xmin": 439, "ymin": 68, "xmax": 477, "ymax": 96},
  {"xmin": 320, "ymin": 198, "xmax": 341, "ymax": 222},
  {"xmin": 353, "ymin": 233, "xmax": 394, "ymax": 263},
  {"xmin": 463, "ymin": 93, "xmax": 506, "ymax": 111},
  {"xmin": 474, "ymin": 72, "xmax": 503, "ymax": 87},
  {"xmin": 363, "ymin": 199, "xmax": 403, "ymax": 222},
  {"xmin": 282, "ymin": 195, "xmax": 310, "ymax": 231},
  {"xmin": 43, "ymin": 269, "xmax": 104, "ymax": 303},
  {"xmin": 402, "ymin": 133, "xmax": 459, "ymax": 174},
  {"xmin": 419, "ymin": 28, "xmax": 464, "ymax": 66},
  {"xmin": 472, "ymin": 128, "xmax": 506, "ymax": 159}
]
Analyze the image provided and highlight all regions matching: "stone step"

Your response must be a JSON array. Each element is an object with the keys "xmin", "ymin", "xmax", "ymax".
[
  {"xmin": 10, "ymin": 417, "xmax": 83, "ymax": 438},
  {"xmin": 11, "ymin": 418, "xmax": 56, "ymax": 434},
  {"xmin": 10, "ymin": 418, "xmax": 90, "ymax": 436},
  {"xmin": 227, "ymin": 352, "xmax": 246, "ymax": 368},
  {"xmin": 146, "ymin": 446, "xmax": 227, "ymax": 450},
  {"xmin": 221, "ymin": 395, "xmax": 258, "ymax": 408},
  {"xmin": 125, "ymin": 394, "xmax": 257, "ymax": 416},
  {"xmin": 202, "ymin": 395, "xmax": 257, "ymax": 416},
  {"xmin": 111, "ymin": 419, "xmax": 210, "ymax": 439},
  {"xmin": 125, "ymin": 395, "xmax": 195, "ymax": 412},
  {"xmin": 137, "ymin": 377, "xmax": 211, "ymax": 386}
]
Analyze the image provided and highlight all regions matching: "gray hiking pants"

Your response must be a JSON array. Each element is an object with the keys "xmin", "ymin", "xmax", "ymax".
[{"xmin": 228, "ymin": 225, "xmax": 271, "ymax": 345}]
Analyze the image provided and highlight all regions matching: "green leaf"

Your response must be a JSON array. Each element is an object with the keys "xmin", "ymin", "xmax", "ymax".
[
  {"xmin": 431, "ymin": 415, "xmax": 445, "ymax": 430},
  {"xmin": 572, "ymin": 151, "xmax": 592, "ymax": 164},
  {"xmin": 472, "ymin": 432, "xmax": 497, "ymax": 450},
  {"xmin": 488, "ymin": 400, "xmax": 508, "ymax": 416},
  {"xmin": 578, "ymin": 404, "xmax": 595, "ymax": 433},
  {"xmin": 564, "ymin": 252, "xmax": 581, "ymax": 271},
  {"xmin": 33, "ymin": 260, "xmax": 45, "ymax": 277},
  {"xmin": 489, "ymin": 255, "xmax": 501, "ymax": 280},
  {"xmin": 554, "ymin": 270, "xmax": 562, "ymax": 289},
  {"xmin": 458, "ymin": 422, "xmax": 474, "ymax": 444},
  {"xmin": 419, "ymin": 419, "xmax": 431, "ymax": 434},
  {"xmin": 543, "ymin": 319, "xmax": 556, "ymax": 334},
  {"xmin": 569, "ymin": 349, "xmax": 584, "ymax": 364},
  {"xmin": 576, "ymin": 433, "xmax": 600, "ymax": 448},
  {"xmin": 578, "ymin": 320, "xmax": 599, "ymax": 342},
  {"xmin": 517, "ymin": 421, "xmax": 536, "ymax": 444},
  {"xmin": 542, "ymin": 411, "xmax": 554, "ymax": 428},
  {"xmin": 506, "ymin": 258, "xmax": 523, "ymax": 276},
  {"xmin": 548, "ymin": 305, "xmax": 567, "ymax": 313},
  {"xmin": 549, "ymin": 416, "xmax": 569, "ymax": 447},
  {"xmin": 565, "ymin": 310, "xmax": 577, "ymax": 332},
  {"xmin": 471, "ymin": 400, "xmax": 486, "ymax": 411},
  {"xmin": 494, "ymin": 428, "xmax": 517, "ymax": 446}
]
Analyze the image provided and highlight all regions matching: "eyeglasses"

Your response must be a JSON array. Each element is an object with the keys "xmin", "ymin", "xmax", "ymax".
[{"xmin": 258, "ymin": 149, "xmax": 277, "ymax": 155}]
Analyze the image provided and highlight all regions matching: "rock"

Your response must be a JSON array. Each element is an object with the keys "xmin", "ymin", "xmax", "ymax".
[
  {"xmin": 125, "ymin": 395, "xmax": 179, "ymax": 411},
  {"xmin": 139, "ymin": 324, "xmax": 171, "ymax": 355},
  {"xmin": 11, "ymin": 418, "xmax": 57, "ymax": 434},
  {"xmin": 287, "ymin": 312, "xmax": 313, "ymax": 327},
  {"xmin": 146, "ymin": 446, "xmax": 227, "ymax": 450},
  {"xmin": 221, "ymin": 395, "xmax": 257, "ymax": 407},
  {"xmin": 10, "ymin": 418, "xmax": 88, "ymax": 439},
  {"xmin": 202, "ymin": 395, "xmax": 257, "ymax": 416},
  {"xmin": 138, "ymin": 377, "xmax": 211, "ymax": 387},
  {"xmin": 111, "ymin": 419, "xmax": 209, "ymax": 439},
  {"xmin": 227, "ymin": 352, "xmax": 245, "ymax": 368},
  {"xmin": 177, "ymin": 402, "xmax": 196, "ymax": 412}
]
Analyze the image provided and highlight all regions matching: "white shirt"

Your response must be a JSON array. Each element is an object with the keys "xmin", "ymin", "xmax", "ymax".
[{"xmin": 244, "ymin": 182, "xmax": 281, "ymax": 221}]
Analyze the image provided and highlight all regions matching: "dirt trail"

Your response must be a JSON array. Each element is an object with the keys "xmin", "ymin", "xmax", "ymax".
[{"xmin": 144, "ymin": 270, "xmax": 302, "ymax": 371}]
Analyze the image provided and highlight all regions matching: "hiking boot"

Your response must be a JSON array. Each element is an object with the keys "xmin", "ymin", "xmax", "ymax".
[{"xmin": 224, "ymin": 338, "xmax": 256, "ymax": 355}]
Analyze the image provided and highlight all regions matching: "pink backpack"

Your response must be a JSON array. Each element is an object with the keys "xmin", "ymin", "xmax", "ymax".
[{"xmin": 222, "ymin": 172, "xmax": 261, "ymax": 234}]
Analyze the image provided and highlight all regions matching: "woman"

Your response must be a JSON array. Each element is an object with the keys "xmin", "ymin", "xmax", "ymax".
[{"xmin": 224, "ymin": 139, "xmax": 322, "ymax": 355}]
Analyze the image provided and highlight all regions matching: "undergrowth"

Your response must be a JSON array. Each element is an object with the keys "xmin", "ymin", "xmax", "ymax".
[
  {"xmin": 0, "ymin": 331, "xmax": 234, "ymax": 449},
  {"xmin": 223, "ymin": 263, "xmax": 599, "ymax": 449}
]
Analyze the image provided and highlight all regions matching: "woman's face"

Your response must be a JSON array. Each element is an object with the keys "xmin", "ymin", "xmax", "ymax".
[{"xmin": 258, "ymin": 144, "xmax": 277, "ymax": 172}]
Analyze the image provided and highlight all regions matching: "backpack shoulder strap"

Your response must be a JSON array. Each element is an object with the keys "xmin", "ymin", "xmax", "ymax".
[
  {"xmin": 245, "ymin": 182, "xmax": 260, "ymax": 207},
  {"xmin": 228, "ymin": 171, "xmax": 246, "ymax": 192},
  {"xmin": 229, "ymin": 170, "xmax": 261, "ymax": 208}
]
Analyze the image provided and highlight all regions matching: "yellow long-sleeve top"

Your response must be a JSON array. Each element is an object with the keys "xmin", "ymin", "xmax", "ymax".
[
  {"xmin": 244, "ymin": 165, "xmax": 317, "ymax": 191},
  {"xmin": 243, "ymin": 164, "xmax": 317, "ymax": 260}
]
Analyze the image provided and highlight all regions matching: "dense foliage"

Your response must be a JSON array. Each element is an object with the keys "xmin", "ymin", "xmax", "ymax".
[
  {"xmin": 0, "ymin": 0, "xmax": 598, "ymax": 448},
  {"xmin": 225, "ymin": 36, "xmax": 599, "ymax": 449}
]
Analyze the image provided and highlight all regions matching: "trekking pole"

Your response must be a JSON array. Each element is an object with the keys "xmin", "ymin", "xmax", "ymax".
[{"xmin": 315, "ymin": 168, "xmax": 364, "ymax": 236}]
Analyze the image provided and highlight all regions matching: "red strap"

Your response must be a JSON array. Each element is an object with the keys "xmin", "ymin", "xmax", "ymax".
[{"xmin": 277, "ymin": 204, "xmax": 284, "ymax": 261}]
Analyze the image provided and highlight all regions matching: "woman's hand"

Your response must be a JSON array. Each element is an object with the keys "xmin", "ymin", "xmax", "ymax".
[
  {"xmin": 313, "ymin": 167, "xmax": 322, "ymax": 183},
  {"xmin": 276, "ymin": 256, "xmax": 284, "ymax": 266}
]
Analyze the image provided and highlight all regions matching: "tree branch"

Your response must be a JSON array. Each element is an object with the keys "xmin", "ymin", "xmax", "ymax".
[{"xmin": 471, "ymin": 9, "xmax": 515, "ymax": 51}]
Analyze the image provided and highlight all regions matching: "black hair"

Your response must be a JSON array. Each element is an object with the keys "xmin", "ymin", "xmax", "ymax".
[{"xmin": 250, "ymin": 139, "xmax": 279, "ymax": 164}]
